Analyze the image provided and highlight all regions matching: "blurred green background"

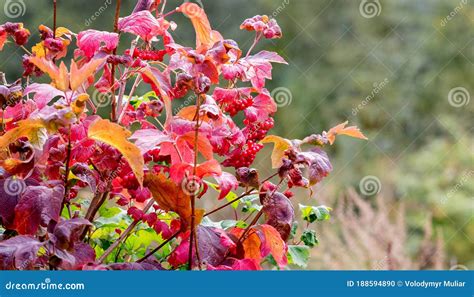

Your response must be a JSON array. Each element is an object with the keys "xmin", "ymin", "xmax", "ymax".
[{"xmin": 0, "ymin": 0, "xmax": 472, "ymax": 269}]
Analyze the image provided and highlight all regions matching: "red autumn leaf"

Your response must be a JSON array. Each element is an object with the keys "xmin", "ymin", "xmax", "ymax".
[
  {"xmin": 244, "ymin": 88, "xmax": 277, "ymax": 122},
  {"xmin": 76, "ymin": 30, "xmax": 119, "ymax": 59},
  {"xmin": 118, "ymin": 10, "xmax": 167, "ymax": 41},
  {"xmin": 13, "ymin": 185, "xmax": 64, "ymax": 235},
  {"xmin": 0, "ymin": 236, "xmax": 43, "ymax": 270},
  {"xmin": 231, "ymin": 224, "xmax": 288, "ymax": 269},
  {"xmin": 51, "ymin": 218, "xmax": 92, "ymax": 250},
  {"xmin": 261, "ymin": 191, "xmax": 295, "ymax": 241},
  {"xmin": 23, "ymin": 83, "xmax": 64, "ymax": 109},
  {"xmin": 213, "ymin": 171, "xmax": 239, "ymax": 200},
  {"xmin": 241, "ymin": 51, "xmax": 287, "ymax": 90}
]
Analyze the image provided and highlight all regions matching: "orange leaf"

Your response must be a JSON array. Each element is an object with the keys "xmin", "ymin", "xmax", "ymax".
[
  {"xmin": 178, "ymin": 3, "xmax": 221, "ymax": 49},
  {"xmin": 230, "ymin": 224, "xmax": 288, "ymax": 269},
  {"xmin": 180, "ymin": 131, "xmax": 214, "ymax": 160},
  {"xmin": 254, "ymin": 224, "xmax": 287, "ymax": 268},
  {"xmin": 260, "ymin": 135, "xmax": 292, "ymax": 168},
  {"xmin": 144, "ymin": 172, "xmax": 204, "ymax": 229},
  {"xmin": 70, "ymin": 58, "xmax": 105, "ymax": 91},
  {"xmin": 88, "ymin": 119, "xmax": 144, "ymax": 186},
  {"xmin": 28, "ymin": 56, "xmax": 63, "ymax": 89},
  {"xmin": 327, "ymin": 121, "xmax": 368, "ymax": 145}
]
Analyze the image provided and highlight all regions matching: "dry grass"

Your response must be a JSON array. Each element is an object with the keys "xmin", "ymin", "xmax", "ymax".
[{"xmin": 310, "ymin": 189, "xmax": 446, "ymax": 270}]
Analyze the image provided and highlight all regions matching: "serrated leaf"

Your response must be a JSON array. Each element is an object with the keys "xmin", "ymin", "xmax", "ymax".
[
  {"xmin": 299, "ymin": 204, "xmax": 332, "ymax": 223},
  {"xmin": 88, "ymin": 119, "xmax": 144, "ymax": 186},
  {"xmin": 287, "ymin": 245, "xmax": 310, "ymax": 268},
  {"xmin": 326, "ymin": 121, "xmax": 368, "ymax": 145},
  {"xmin": 144, "ymin": 172, "xmax": 204, "ymax": 229}
]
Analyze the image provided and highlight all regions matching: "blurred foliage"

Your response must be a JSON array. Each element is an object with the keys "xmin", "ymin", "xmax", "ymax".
[{"xmin": 0, "ymin": 0, "xmax": 472, "ymax": 268}]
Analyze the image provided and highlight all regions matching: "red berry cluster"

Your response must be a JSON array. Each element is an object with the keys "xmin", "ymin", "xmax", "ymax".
[
  {"xmin": 107, "ymin": 54, "xmax": 132, "ymax": 66},
  {"xmin": 127, "ymin": 48, "xmax": 166, "ymax": 61},
  {"xmin": 223, "ymin": 140, "xmax": 263, "ymax": 168},
  {"xmin": 0, "ymin": 22, "xmax": 30, "ymax": 46},
  {"xmin": 224, "ymin": 96, "xmax": 253, "ymax": 116},
  {"xmin": 244, "ymin": 117, "xmax": 274, "ymax": 141}
]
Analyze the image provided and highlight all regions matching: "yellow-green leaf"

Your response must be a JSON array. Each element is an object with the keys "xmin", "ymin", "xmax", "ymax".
[
  {"xmin": 0, "ymin": 119, "xmax": 47, "ymax": 150},
  {"xmin": 260, "ymin": 135, "xmax": 292, "ymax": 168}
]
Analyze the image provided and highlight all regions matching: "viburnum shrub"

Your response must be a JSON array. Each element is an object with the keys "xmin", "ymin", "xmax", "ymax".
[{"xmin": 0, "ymin": 0, "xmax": 366, "ymax": 270}]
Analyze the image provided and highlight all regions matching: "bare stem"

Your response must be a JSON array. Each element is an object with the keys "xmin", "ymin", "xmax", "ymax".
[
  {"xmin": 53, "ymin": 0, "xmax": 57, "ymax": 38},
  {"xmin": 187, "ymin": 94, "xmax": 202, "ymax": 270},
  {"xmin": 110, "ymin": 0, "xmax": 122, "ymax": 121}
]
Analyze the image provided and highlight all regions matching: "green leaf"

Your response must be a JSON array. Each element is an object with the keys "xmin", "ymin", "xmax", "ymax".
[
  {"xmin": 299, "ymin": 204, "xmax": 332, "ymax": 223},
  {"xmin": 287, "ymin": 245, "xmax": 310, "ymax": 268},
  {"xmin": 241, "ymin": 194, "xmax": 262, "ymax": 213},
  {"xmin": 301, "ymin": 229, "xmax": 318, "ymax": 247}
]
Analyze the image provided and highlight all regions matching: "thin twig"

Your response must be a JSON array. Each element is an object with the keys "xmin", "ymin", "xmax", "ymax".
[
  {"xmin": 110, "ymin": 0, "xmax": 122, "ymax": 121},
  {"xmin": 137, "ymin": 230, "xmax": 180, "ymax": 263},
  {"xmin": 187, "ymin": 93, "xmax": 202, "ymax": 270},
  {"xmin": 98, "ymin": 199, "xmax": 155, "ymax": 263}
]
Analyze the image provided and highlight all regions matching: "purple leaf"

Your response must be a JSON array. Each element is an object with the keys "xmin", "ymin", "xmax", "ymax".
[
  {"xmin": 13, "ymin": 185, "xmax": 64, "ymax": 235},
  {"xmin": 0, "ymin": 236, "xmax": 43, "ymax": 270}
]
